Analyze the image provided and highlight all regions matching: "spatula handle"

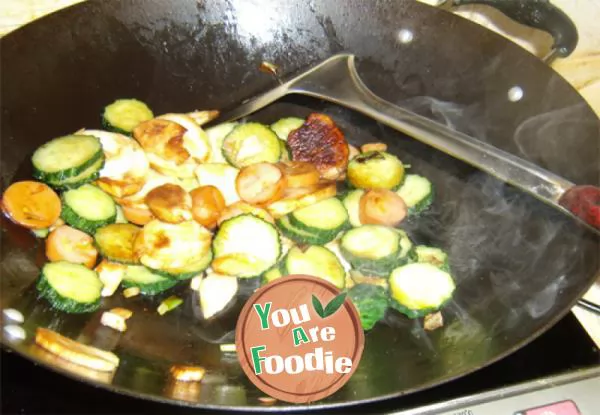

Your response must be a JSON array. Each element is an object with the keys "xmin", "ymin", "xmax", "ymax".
[
  {"xmin": 558, "ymin": 186, "xmax": 600, "ymax": 229},
  {"xmin": 289, "ymin": 55, "xmax": 599, "ymax": 231}
]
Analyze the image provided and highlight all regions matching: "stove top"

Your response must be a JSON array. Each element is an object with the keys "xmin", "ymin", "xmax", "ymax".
[{"xmin": 2, "ymin": 312, "xmax": 598, "ymax": 414}]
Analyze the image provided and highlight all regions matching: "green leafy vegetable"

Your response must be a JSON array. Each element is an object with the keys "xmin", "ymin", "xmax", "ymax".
[{"xmin": 348, "ymin": 284, "xmax": 389, "ymax": 330}]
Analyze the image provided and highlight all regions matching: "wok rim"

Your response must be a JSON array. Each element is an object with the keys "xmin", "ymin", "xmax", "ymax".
[
  {"xmin": 1, "ymin": 0, "xmax": 599, "ymax": 411},
  {"xmin": 2, "ymin": 280, "xmax": 597, "ymax": 413}
]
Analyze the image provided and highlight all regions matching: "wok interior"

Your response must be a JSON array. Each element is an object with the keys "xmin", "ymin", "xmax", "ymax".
[{"xmin": 1, "ymin": 0, "xmax": 599, "ymax": 409}]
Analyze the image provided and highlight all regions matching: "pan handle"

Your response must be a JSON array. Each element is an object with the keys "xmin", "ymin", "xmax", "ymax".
[{"xmin": 443, "ymin": 0, "xmax": 578, "ymax": 63}]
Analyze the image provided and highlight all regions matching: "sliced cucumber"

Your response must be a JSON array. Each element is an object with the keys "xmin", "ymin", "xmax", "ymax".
[
  {"xmin": 94, "ymin": 223, "xmax": 140, "ymax": 264},
  {"xmin": 47, "ymin": 156, "xmax": 104, "ymax": 190},
  {"xmin": 32, "ymin": 134, "xmax": 103, "ymax": 183},
  {"xmin": 270, "ymin": 117, "xmax": 304, "ymax": 141},
  {"xmin": 324, "ymin": 240, "xmax": 352, "ymax": 273},
  {"xmin": 411, "ymin": 246, "xmax": 449, "ymax": 270},
  {"xmin": 61, "ymin": 184, "xmax": 117, "ymax": 234},
  {"xmin": 262, "ymin": 264, "xmax": 284, "ymax": 285},
  {"xmin": 348, "ymin": 270, "xmax": 389, "ymax": 290},
  {"xmin": 282, "ymin": 245, "xmax": 345, "ymax": 289},
  {"xmin": 222, "ymin": 123, "xmax": 281, "ymax": 168},
  {"xmin": 279, "ymin": 139, "xmax": 292, "ymax": 162},
  {"xmin": 276, "ymin": 215, "xmax": 335, "ymax": 246},
  {"xmin": 136, "ymin": 220, "xmax": 213, "ymax": 278},
  {"xmin": 289, "ymin": 197, "xmax": 349, "ymax": 239},
  {"xmin": 397, "ymin": 174, "xmax": 434, "ymax": 214},
  {"xmin": 341, "ymin": 189, "xmax": 365, "ymax": 227},
  {"xmin": 206, "ymin": 122, "xmax": 239, "ymax": 163},
  {"xmin": 340, "ymin": 225, "xmax": 412, "ymax": 277},
  {"xmin": 396, "ymin": 229, "xmax": 414, "ymax": 260},
  {"xmin": 151, "ymin": 250, "xmax": 213, "ymax": 280},
  {"xmin": 102, "ymin": 98, "xmax": 154, "ymax": 135},
  {"xmin": 122, "ymin": 265, "xmax": 178, "ymax": 295},
  {"xmin": 267, "ymin": 181, "xmax": 338, "ymax": 219},
  {"xmin": 36, "ymin": 261, "xmax": 102, "ymax": 313},
  {"xmin": 348, "ymin": 284, "xmax": 389, "ymax": 331},
  {"xmin": 347, "ymin": 151, "xmax": 405, "ymax": 190},
  {"xmin": 389, "ymin": 262, "xmax": 455, "ymax": 319},
  {"xmin": 212, "ymin": 214, "xmax": 281, "ymax": 278}
]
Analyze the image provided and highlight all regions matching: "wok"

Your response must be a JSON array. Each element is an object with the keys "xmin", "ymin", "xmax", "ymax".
[{"xmin": 1, "ymin": 0, "xmax": 599, "ymax": 411}]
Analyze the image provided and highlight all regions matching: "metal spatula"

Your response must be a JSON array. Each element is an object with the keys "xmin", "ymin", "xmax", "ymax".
[{"xmin": 217, "ymin": 54, "xmax": 600, "ymax": 233}]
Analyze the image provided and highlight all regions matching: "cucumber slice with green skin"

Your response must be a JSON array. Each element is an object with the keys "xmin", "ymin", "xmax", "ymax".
[
  {"xmin": 397, "ymin": 174, "xmax": 433, "ymax": 214},
  {"xmin": 61, "ymin": 184, "xmax": 117, "ymax": 234},
  {"xmin": 389, "ymin": 262, "xmax": 456, "ymax": 319},
  {"xmin": 348, "ymin": 284, "xmax": 389, "ymax": 331},
  {"xmin": 410, "ymin": 246, "xmax": 449, "ymax": 271},
  {"xmin": 341, "ymin": 189, "xmax": 365, "ymax": 227},
  {"xmin": 261, "ymin": 264, "xmax": 284, "ymax": 285},
  {"xmin": 278, "ymin": 139, "xmax": 292, "ymax": 161},
  {"xmin": 94, "ymin": 223, "xmax": 140, "ymax": 265},
  {"xmin": 340, "ymin": 225, "xmax": 412, "ymax": 277},
  {"xmin": 47, "ymin": 156, "xmax": 104, "ymax": 190},
  {"xmin": 347, "ymin": 151, "xmax": 405, "ymax": 190},
  {"xmin": 32, "ymin": 135, "xmax": 104, "ymax": 183},
  {"xmin": 151, "ymin": 250, "xmax": 213, "ymax": 280},
  {"xmin": 270, "ymin": 117, "xmax": 304, "ymax": 141},
  {"xmin": 102, "ymin": 99, "xmax": 154, "ymax": 135},
  {"xmin": 36, "ymin": 261, "xmax": 102, "ymax": 313},
  {"xmin": 212, "ymin": 214, "xmax": 281, "ymax": 278},
  {"xmin": 137, "ymin": 220, "xmax": 213, "ymax": 278},
  {"xmin": 122, "ymin": 265, "xmax": 178, "ymax": 295},
  {"xmin": 206, "ymin": 122, "xmax": 239, "ymax": 163},
  {"xmin": 276, "ymin": 215, "xmax": 336, "ymax": 246},
  {"xmin": 289, "ymin": 197, "xmax": 349, "ymax": 239},
  {"xmin": 394, "ymin": 229, "xmax": 415, "ymax": 265},
  {"xmin": 281, "ymin": 245, "xmax": 345, "ymax": 289},
  {"xmin": 222, "ymin": 123, "xmax": 281, "ymax": 168}
]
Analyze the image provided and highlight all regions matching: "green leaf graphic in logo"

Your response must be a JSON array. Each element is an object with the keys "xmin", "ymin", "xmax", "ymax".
[
  {"xmin": 312, "ymin": 294, "xmax": 325, "ymax": 318},
  {"xmin": 324, "ymin": 292, "xmax": 347, "ymax": 317},
  {"xmin": 312, "ymin": 293, "xmax": 347, "ymax": 318}
]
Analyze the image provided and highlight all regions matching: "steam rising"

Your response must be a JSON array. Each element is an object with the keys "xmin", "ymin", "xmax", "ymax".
[
  {"xmin": 398, "ymin": 96, "xmax": 488, "ymax": 142},
  {"xmin": 514, "ymin": 103, "xmax": 600, "ymax": 186},
  {"xmin": 395, "ymin": 95, "xmax": 591, "ymax": 328}
]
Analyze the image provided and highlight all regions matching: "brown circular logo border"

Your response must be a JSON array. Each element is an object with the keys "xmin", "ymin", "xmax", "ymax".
[{"xmin": 235, "ymin": 274, "xmax": 365, "ymax": 404}]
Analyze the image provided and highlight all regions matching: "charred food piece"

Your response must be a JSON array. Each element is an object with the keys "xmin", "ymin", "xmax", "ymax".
[{"xmin": 287, "ymin": 113, "xmax": 349, "ymax": 180}]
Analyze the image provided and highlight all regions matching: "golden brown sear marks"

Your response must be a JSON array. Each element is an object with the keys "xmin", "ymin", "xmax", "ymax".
[
  {"xmin": 96, "ymin": 177, "xmax": 144, "ymax": 199},
  {"xmin": 361, "ymin": 142, "xmax": 387, "ymax": 153},
  {"xmin": 187, "ymin": 109, "xmax": 220, "ymax": 126},
  {"xmin": 133, "ymin": 119, "xmax": 190, "ymax": 165},
  {"xmin": 287, "ymin": 113, "xmax": 349, "ymax": 180},
  {"xmin": 153, "ymin": 231, "xmax": 171, "ymax": 250},
  {"xmin": 145, "ymin": 183, "xmax": 192, "ymax": 224}
]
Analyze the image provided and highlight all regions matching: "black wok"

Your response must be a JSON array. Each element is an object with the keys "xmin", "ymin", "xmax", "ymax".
[{"xmin": 1, "ymin": 0, "xmax": 599, "ymax": 411}]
